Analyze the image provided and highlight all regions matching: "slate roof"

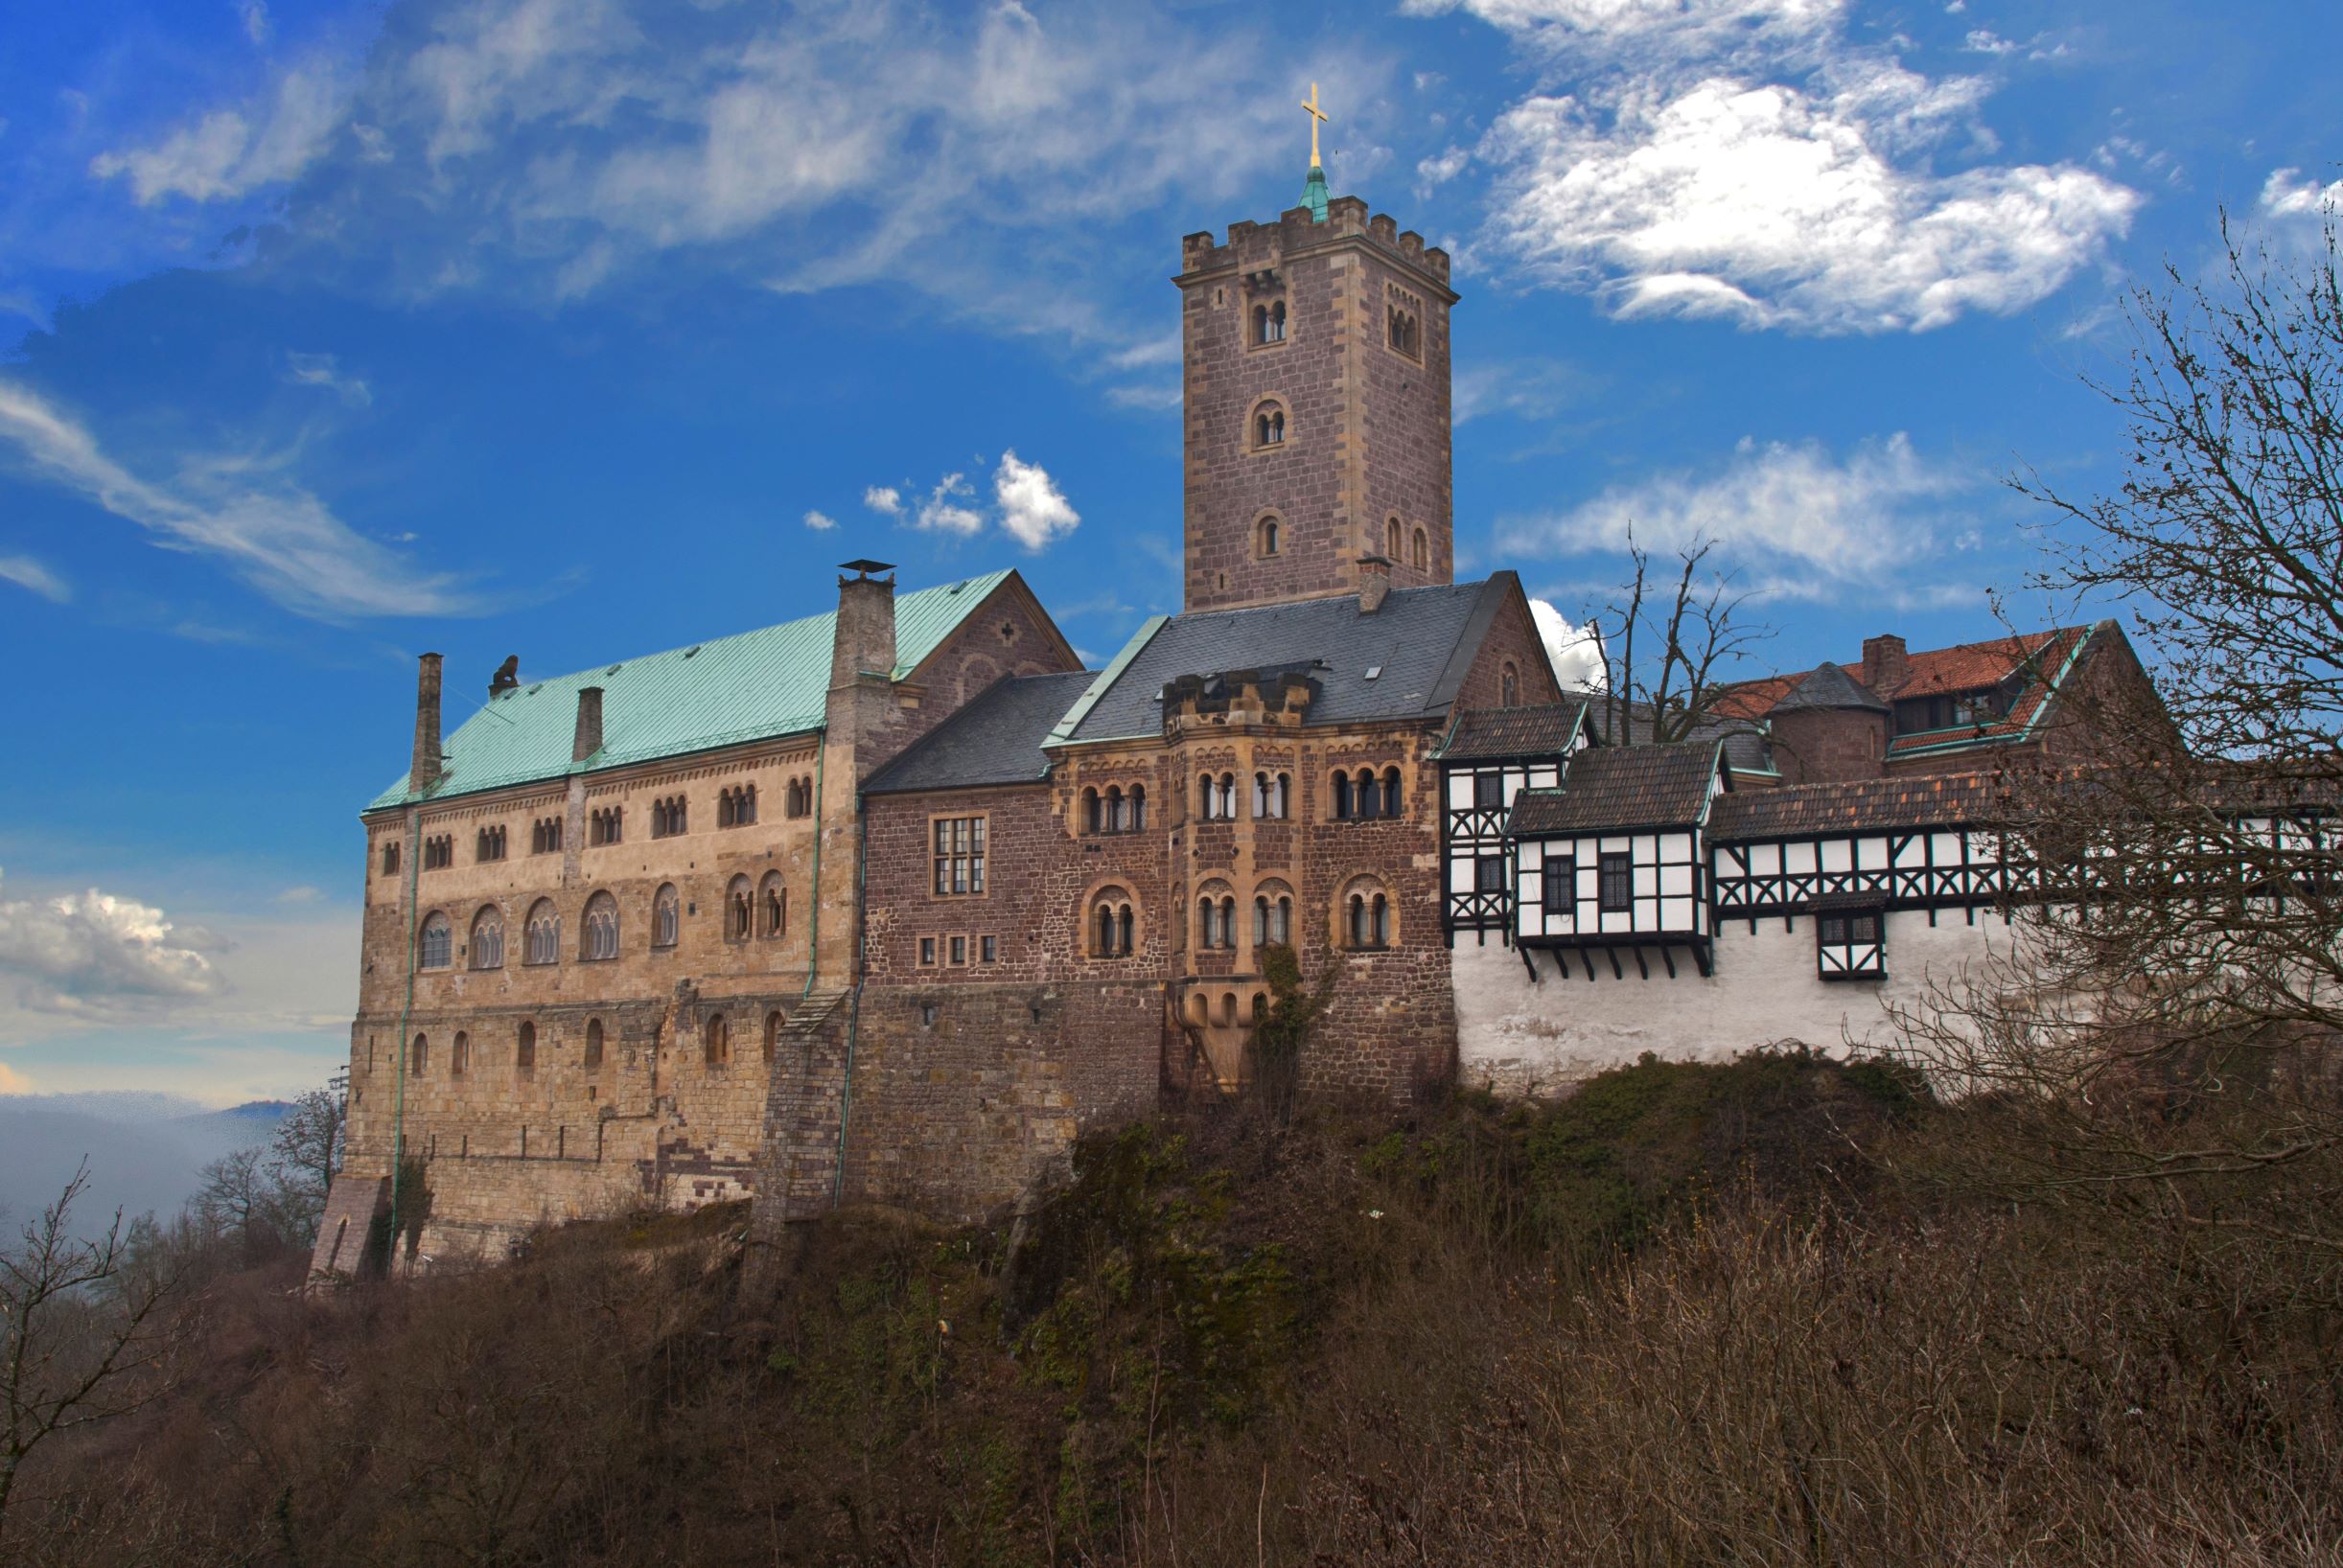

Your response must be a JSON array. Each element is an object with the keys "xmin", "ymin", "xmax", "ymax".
[
  {"xmin": 1508, "ymin": 743, "xmax": 1725, "ymax": 836},
  {"xmin": 863, "ymin": 670, "xmax": 1098, "ymax": 796},
  {"xmin": 1773, "ymin": 661, "xmax": 1888, "ymax": 712},
  {"xmin": 1576, "ymin": 695, "xmax": 1775, "ymax": 775},
  {"xmin": 1436, "ymin": 701, "xmax": 1589, "ymax": 761},
  {"xmin": 1059, "ymin": 578, "xmax": 1512, "ymax": 744},
  {"xmin": 367, "ymin": 571, "xmax": 1017, "ymax": 811},
  {"xmin": 1708, "ymin": 771, "xmax": 2007, "ymax": 840}
]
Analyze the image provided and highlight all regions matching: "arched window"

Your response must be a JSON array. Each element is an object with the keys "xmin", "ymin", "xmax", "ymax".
[
  {"xmin": 524, "ymin": 899, "xmax": 560, "ymax": 965},
  {"xmin": 1252, "ymin": 771, "xmax": 1292, "ymax": 819},
  {"xmin": 469, "ymin": 906, "xmax": 503, "ymax": 970},
  {"xmin": 517, "ymin": 1021, "xmax": 536, "ymax": 1072},
  {"xmin": 1105, "ymin": 787, "xmax": 1125, "ymax": 833},
  {"xmin": 1253, "ymin": 880, "xmax": 1296, "ymax": 947},
  {"xmin": 452, "ymin": 1031, "xmax": 470, "ymax": 1077},
  {"xmin": 1387, "ymin": 516, "xmax": 1403, "ymax": 559},
  {"xmin": 653, "ymin": 883, "xmax": 680, "ymax": 948},
  {"xmin": 1196, "ymin": 885, "xmax": 1237, "ymax": 950},
  {"xmin": 1343, "ymin": 878, "xmax": 1397, "ymax": 950},
  {"xmin": 726, "ymin": 875, "xmax": 753, "ymax": 942},
  {"xmin": 418, "ymin": 911, "xmax": 452, "ymax": 970},
  {"xmin": 583, "ymin": 1018, "xmax": 604, "ymax": 1070},
  {"xmin": 1381, "ymin": 766, "xmax": 1403, "ymax": 818},
  {"xmin": 764, "ymin": 1009, "xmax": 782, "ymax": 1063},
  {"xmin": 1354, "ymin": 768, "xmax": 1380, "ymax": 820},
  {"xmin": 1090, "ymin": 887, "xmax": 1135, "ymax": 957},
  {"xmin": 1252, "ymin": 401, "xmax": 1286, "ymax": 449},
  {"xmin": 1501, "ymin": 662, "xmax": 1519, "ymax": 708},
  {"xmin": 1083, "ymin": 787, "xmax": 1102, "ymax": 835},
  {"xmin": 760, "ymin": 872, "xmax": 787, "ymax": 938},
  {"xmin": 1259, "ymin": 515, "xmax": 1281, "ymax": 557},
  {"xmin": 1218, "ymin": 774, "xmax": 1238, "ymax": 819},
  {"xmin": 704, "ymin": 1012, "xmax": 729, "ymax": 1067},
  {"xmin": 409, "ymin": 1033, "xmax": 429, "ymax": 1076},
  {"xmin": 1128, "ymin": 785, "xmax": 1148, "ymax": 831},
  {"xmin": 582, "ymin": 891, "xmax": 619, "ymax": 960},
  {"xmin": 1332, "ymin": 771, "xmax": 1353, "ymax": 820},
  {"xmin": 1413, "ymin": 527, "xmax": 1429, "ymax": 571},
  {"xmin": 1253, "ymin": 299, "xmax": 1287, "ymax": 344}
]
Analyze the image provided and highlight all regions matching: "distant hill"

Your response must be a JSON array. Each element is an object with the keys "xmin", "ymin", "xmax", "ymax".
[{"xmin": 0, "ymin": 1093, "xmax": 292, "ymax": 1238}]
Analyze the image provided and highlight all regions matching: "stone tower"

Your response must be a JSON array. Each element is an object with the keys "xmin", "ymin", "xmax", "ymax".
[{"xmin": 1175, "ymin": 188, "xmax": 1457, "ymax": 613}]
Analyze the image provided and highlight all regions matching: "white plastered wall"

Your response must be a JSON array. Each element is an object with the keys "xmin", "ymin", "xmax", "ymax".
[{"xmin": 1451, "ymin": 910, "xmax": 2011, "ymax": 1095}]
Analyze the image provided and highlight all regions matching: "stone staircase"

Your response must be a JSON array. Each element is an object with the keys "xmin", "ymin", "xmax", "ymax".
[{"xmin": 754, "ymin": 987, "xmax": 858, "ymax": 1226}]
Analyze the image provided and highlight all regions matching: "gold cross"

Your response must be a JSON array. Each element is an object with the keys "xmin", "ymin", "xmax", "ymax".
[{"xmin": 1301, "ymin": 81, "xmax": 1329, "ymax": 168}]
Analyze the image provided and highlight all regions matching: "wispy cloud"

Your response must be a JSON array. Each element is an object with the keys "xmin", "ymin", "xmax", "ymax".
[
  {"xmin": 1501, "ymin": 431, "xmax": 1980, "ymax": 602},
  {"xmin": 90, "ymin": 56, "xmax": 349, "ymax": 205},
  {"xmin": 0, "ymin": 380, "xmax": 474, "ymax": 619},
  {"xmin": 0, "ymin": 554, "xmax": 69, "ymax": 603},
  {"xmin": 802, "ymin": 508, "xmax": 838, "ymax": 531},
  {"xmin": 2262, "ymin": 167, "xmax": 2342, "ymax": 219},
  {"xmin": 285, "ymin": 351, "xmax": 371, "ymax": 407}
]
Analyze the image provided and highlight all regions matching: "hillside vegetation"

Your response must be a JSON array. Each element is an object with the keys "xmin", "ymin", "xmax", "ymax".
[{"xmin": 11, "ymin": 1049, "xmax": 2341, "ymax": 1567}]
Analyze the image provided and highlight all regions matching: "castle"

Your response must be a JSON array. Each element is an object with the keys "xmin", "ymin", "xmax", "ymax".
[{"xmin": 312, "ymin": 150, "xmax": 2159, "ymax": 1276}]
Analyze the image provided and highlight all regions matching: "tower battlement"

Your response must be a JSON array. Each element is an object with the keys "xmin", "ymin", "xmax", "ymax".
[{"xmin": 1178, "ymin": 196, "xmax": 1452, "ymax": 292}]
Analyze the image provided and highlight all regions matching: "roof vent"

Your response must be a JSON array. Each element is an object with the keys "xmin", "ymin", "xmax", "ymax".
[
  {"xmin": 684, "ymin": 645, "xmax": 701, "ymax": 658},
  {"xmin": 606, "ymin": 664, "xmax": 621, "ymax": 676},
  {"xmin": 526, "ymin": 683, "xmax": 543, "ymax": 695}
]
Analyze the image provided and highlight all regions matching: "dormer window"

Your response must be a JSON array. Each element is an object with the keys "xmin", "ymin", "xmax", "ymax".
[
  {"xmin": 1892, "ymin": 686, "xmax": 2011, "ymax": 735},
  {"xmin": 1251, "ymin": 401, "xmax": 1287, "ymax": 450},
  {"xmin": 1252, "ymin": 299, "xmax": 1287, "ymax": 345}
]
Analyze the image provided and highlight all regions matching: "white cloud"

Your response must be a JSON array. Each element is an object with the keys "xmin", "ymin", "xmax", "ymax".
[
  {"xmin": 803, "ymin": 509, "xmax": 838, "ymax": 531},
  {"xmin": 90, "ymin": 57, "xmax": 349, "ymax": 205},
  {"xmin": 1105, "ymin": 382, "xmax": 1180, "ymax": 411},
  {"xmin": 0, "ymin": 868, "xmax": 228, "ymax": 1023},
  {"xmin": 2262, "ymin": 167, "xmax": 2342, "ymax": 219},
  {"xmin": 1476, "ymin": 72, "xmax": 2138, "ymax": 332},
  {"xmin": 1403, "ymin": 0, "xmax": 1845, "ymax": 72},
  {"xmin": 1962, "ymin": 29, "xmax": 2015, "ymax": 55},
  {"xmin": 1454, "ymin": 357, "xmax": 1589, "ymax": 425},
  {"xmin": 0, "ymin": 554, "xmax": 69, "ymax": 603},
  {"xmin": 0, "ymin": 380, "xmax": 472, "ymax": 619},
  {"xmin": 1501, "ymin": 431, "xmax": 1975, "ymax": 600},
  {"xmin": 239, "ymin": 0, "xmax": 273, "ymax": 46},
  {"xmin": 285, "ymin": 351, "xmax": 372, "ymax": 407},
  {"xmin": 1529, "ymin": 597, "xmax": 1608, "ymax": 689},
  {"xmin": 913, "ymin": 472, "xmax": 985, "ymax": 537},
  {"xmin": 863, "ymin": 485, "xmax": 903, "ymax": 517},
  {"xmin": 993, "ymin": 450, "xmax": 1079, "ymax": 550}
]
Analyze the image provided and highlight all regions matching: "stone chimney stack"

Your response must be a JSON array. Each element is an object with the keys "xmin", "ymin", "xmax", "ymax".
[
  {"xmin": 1357, "ymin": 554, "xmax": 1392, "ymax": 614},
  {"xmin": 572, "ymin": 686, "xmax": 604, "ymax": 763},
  {"xmin": 410, "ymin": 653, "xmax": 444, "ymax": 793},
  {"xmin": 831, "ymin": 560, "xmax": 899, "ymax": 687},
  {"xmin": 1861, "ymin": 634, "xmax": 1909, "ymax": 695}
]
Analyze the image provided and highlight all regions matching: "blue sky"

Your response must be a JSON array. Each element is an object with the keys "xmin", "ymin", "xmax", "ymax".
[{"xmin": 0, "ymin": 0, "xmax": 2334, "ymax": 1103}]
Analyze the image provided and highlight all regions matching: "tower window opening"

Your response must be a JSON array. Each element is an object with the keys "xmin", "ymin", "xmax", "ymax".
[{"xmin": 1253, "ymin": 299, "xmax": 1287, "ymax": 344}]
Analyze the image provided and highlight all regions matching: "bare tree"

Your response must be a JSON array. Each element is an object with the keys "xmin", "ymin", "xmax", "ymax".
[
  {"xmin": 1583, "ymin": 533, "xmax": 1771, "ymax": 749},
  {"xmin": 1892, "ymin": 203, "xmax": 2343, "ymax": 1251},
  {"xmin": 0, "ymin": 1164, "xmax": 180, "ymax": 1545},
  {"xmin": 267, "ymin": 1070, "xmax": 347, "ymax": 1248}
]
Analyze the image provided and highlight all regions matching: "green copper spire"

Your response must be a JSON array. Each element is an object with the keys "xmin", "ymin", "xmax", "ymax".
[
  {"xmin": 1298, "ymin": 81, "xmax": 1331, "ymax": 222},
  {"xmin": 1299, "ymin": 163, "xmax": 1330, "ymax": 223}
]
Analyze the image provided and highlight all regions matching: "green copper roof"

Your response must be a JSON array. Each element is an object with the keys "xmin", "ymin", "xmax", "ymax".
[
  {"xmin": 1299, "ymin": 164, "xmax": 1330, "ymax": 223},
  {"xmin": 367, "ymin": 570, "xmax": 1014, "ymax": 812}
]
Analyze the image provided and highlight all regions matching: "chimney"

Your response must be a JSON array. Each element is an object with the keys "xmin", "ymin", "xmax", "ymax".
[
  {"xmin": 409, "ymin": 653, "xmax": 444, "ymax": 794},
  {"xmin": 1357, "ymin": 554, "xmax": 1393, "ymax": 614},
  {"xmin": 831, "ymin": 560, "xmax": 899, "ymax": 686},
  {"xmin": 572, "ymin": 686, "xmax": 604, "ymax": 763},
  {"xmin": 1861, "ymin": 634, "xmax": 1909, "ymax": 694}
]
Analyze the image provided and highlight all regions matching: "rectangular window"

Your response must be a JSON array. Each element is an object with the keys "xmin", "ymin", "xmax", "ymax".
[
  {"xmin": 1598, "ymin": 852, "xmax": 1633, "ymax": 912},
  {"xmin": 1817, "ymin": 908, "xmax": 1888, "ymax": 980},
  {"xmin": 1475, "ymin": 855, "xmax": 1506, "ymax": 893},
  {"xmin": 1820, "ymin": 911, "xmax": 1883, "ymax": 946},
  {"xmin": 1473, "ymin": 771, "xmax": 1503, "ymax": 811},
  {"xmin": 1542, "ymin": 856, "xmax": 1574, "ymax": 911},
  {"xmin": 932, "ymin": 817, "xmax": 986, "ymax": 896},
  {"xmin": 981, "ymin": 935, "xmax": 998, "ymax": 963},
  {"xmin": 948, "ymin": 934, "xmax": 968, "ymax": 966},
  {"xmin": 918, "ymin": 936, "xmax": 938, "ymax": 967}
]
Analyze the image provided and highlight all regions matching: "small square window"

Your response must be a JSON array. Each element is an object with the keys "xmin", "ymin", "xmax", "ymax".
[
  {"xmin": 920, "ymin": 1003, "xmax": 940, "ymax": 1027},
  {"xmin": 1474, "ymin": 855, "xmax": 1506, "ymax": 892},
  {"xmin": 918, "ymin": 936, "xmax": 938, "ymax": 967},
  {"xmin": 1473, "ymin": 771, "xmax": 1503, "ymax": 811}
]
